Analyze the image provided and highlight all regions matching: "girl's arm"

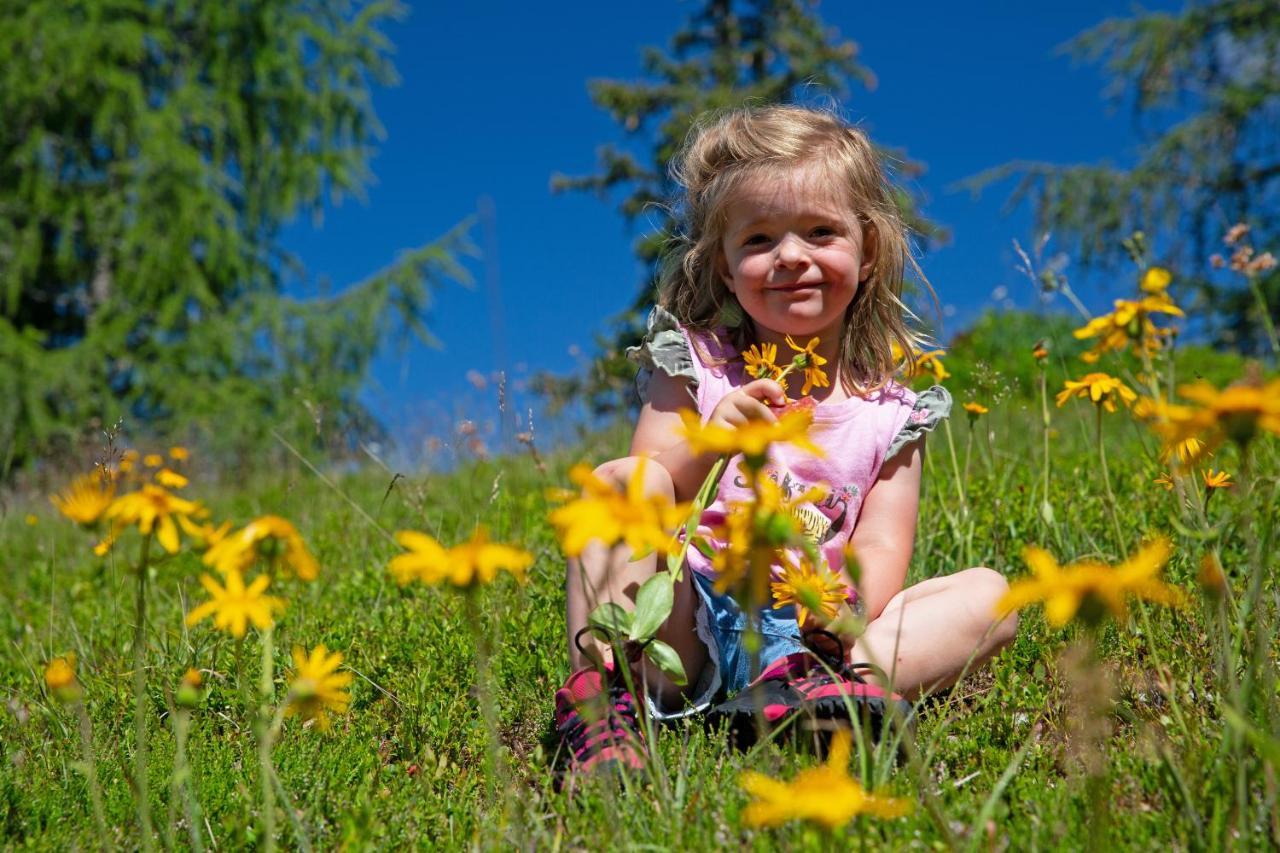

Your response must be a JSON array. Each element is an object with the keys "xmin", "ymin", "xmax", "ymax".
[
  {"xmin": 844, "ymin": 436, "xmax": 925, "ymax": 621},
  {"xmin": 630, "ymin": 369, "xmax": 785, "ymax": 501}
]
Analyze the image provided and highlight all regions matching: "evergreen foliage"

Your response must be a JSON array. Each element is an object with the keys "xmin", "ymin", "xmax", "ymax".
[
  {"xmin": 964, "ymin": 0, "xmax": 1280, "ymax": 353},
  {"xmin": 0, "ymin": 0, "xmax": 468, "ymax": 472},
  {"xmin": 538, "ymin": 0, "xmax": 943, "ymax": 416}
]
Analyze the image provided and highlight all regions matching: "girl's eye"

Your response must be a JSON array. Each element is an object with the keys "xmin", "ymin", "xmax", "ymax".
[
  {"xmin": 743, "ymin": 234, "xmax": 770, "ymax": 246},
  {"xmin": 811, "ymin": 226, "xmax": 836, "ymax": 238}
]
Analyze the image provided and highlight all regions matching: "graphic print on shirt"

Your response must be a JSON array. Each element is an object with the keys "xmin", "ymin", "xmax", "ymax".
[{"xmin": 730, "ymin": 464, "xmax": 859, "ymax": 547}]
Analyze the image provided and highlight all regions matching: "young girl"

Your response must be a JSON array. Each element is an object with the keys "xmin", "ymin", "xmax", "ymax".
[{"xmin": 555, "ymin": 105, "xmax": 1018, "ymax": 777}]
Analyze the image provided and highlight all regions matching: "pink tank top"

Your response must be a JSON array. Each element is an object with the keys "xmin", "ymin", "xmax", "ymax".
[{"xmin": 680, "ymin": 327, "xmax": 920, "ymax": 597}]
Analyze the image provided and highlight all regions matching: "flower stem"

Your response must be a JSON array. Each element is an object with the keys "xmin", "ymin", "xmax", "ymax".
[
  {"xmin": 133, "ymin": 534, "xmax": 154, "ymax": 850},
  {"xmin": 1094, "ymin": 407, "xmax": 1125, "ymax": 554},
  {"xmin": 258, "ymin": 623, "xmax": 277, "ymax": 852},
  {"xmin": 75, "ymin": 700, "xmax": 108, "ymax": 840},
  {"xmin": 171, "ymin": 708, "xmax": 204, "ymax": 853},
  {"xmin": 464, "ymin": 590, "xmax": 504, "ymax": 798}
]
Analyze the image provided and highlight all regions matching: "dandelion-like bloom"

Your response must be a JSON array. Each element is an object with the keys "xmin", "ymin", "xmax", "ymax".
[
  {"xmin": 389, "ymin": 526, "xmax": 532, "ymax": 588},
  {"xmin": 771, "ymin": 557, "xmax": 847, "ymax": 625},
  {"xmin": 710, "ymin": 476, "xmax": 824, "ymax": 597},
  {"xmin": 143, "ymin": 453, "xmax": 164, "ymax": 468},
  {"xmin": 785, "ymin": 335, "xmax": 831, "ymax": 396},
  {"xmin": 547, "ymin": 460, "xmax": 691, "ymax": 558},
  {"xmin": 1154, "ymin": 472, "xmax": 1174, "ymax": 491},
  {"xmin": 1055, "ymin": 372, "xmax": 1137, "ymax": 413},
  {"xmin": 995, "ymin": 538, "xmax": 1186, "ymax": 627},
  {"xmin": 1140, "ymin": 267, "xmax": 1172, "ymax": 294},
  {"xmin": 1144, "ymin": 375, "xmax": 1280, "ymax": 462},
  {"xmin": 103, "ymin": 484, "xmax": 202, "ymax": 553},
  {"xmin": 169, "ymin": 446, "xmax": 190, "ymax": 461},
  {"xmin": 1073, "ymin": 294, "xmax": 1183, "ymax": 361},
  {"xmin": 44, "ymin": 653, "xmax": 78, "ymax": 696},
  {"xmin": 185, "ymin": 570, "xmax": 285, "ymax": 638},
  {"xmin": 1202, "ymin": 468, "xmax": 1233, "ymax": 490},
  {"xmin": 155, "ymin": 468, "xmax": 189, "ymax": 489},
  {"xmin": 1160, "ymin": 435, "xmax": 1206, "ymax": 467},
  {"xmin": 742, "ymin": 343, "xmax": 779, "ymax": 380},
  {"xmin": 1032, "ymin": 341, "xmax": 1049, "ymax": 361},
  {"xmin": 679, "ymin": 409, "xmax": 821, "ymax": 463},
  {"xmin": 740, "ymin": 730, "xmax": 911, "ymax": 829},
  {"xmin": 178, "ymin": 516, "xmax": 232, "ymax": 551},
  {"xmin": 50, "ymin": 474, "xmax": 116, "ymax": 525},
  {"xmin": 963, "ymin": 402, "xmax": 989, "ymax": 416},
  {"xmin": 203, "ymin": 515, "xmax": 319, "ymax": 580},
  {"xmin": 913, "ymin": 349, "xmax": 950, "ymax": 382},
  {"xmin": 286, "ymin": 645, "xmax": 353, "ymax": 731}
]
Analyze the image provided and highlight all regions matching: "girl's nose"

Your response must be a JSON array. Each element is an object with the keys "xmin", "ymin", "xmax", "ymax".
[{"xmin": 774, "ymin": 234, "xmax": 809, "ymax": 268}]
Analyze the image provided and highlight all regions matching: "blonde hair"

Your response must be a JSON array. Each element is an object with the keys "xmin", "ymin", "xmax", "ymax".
[{"xmin": 656, "ymin": 104, "xmax": 934, "ymax": 393}]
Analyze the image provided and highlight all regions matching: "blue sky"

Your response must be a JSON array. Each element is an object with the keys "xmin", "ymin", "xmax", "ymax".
[{"xmin": 279, "ymin": 1, "xmax": 1180, "ymax": 460}]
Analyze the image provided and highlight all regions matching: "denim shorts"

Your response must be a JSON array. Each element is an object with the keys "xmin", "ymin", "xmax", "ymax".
[{"xmin": 647, "ymin": 571, "xmax": 806, "ymax": 721}]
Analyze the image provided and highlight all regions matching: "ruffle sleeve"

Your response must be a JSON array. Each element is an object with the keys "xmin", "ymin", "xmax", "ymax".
[
  {"xmin": 625, "ymin": 305, "xmax": 698, "ymax": 404},
  {"xmin": 883, "ymin": 385, "xmax": 952, "ymax": 463}
]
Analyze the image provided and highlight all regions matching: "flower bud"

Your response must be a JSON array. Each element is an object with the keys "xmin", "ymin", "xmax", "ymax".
[
  {"xmin": 44, "ymin": 655, "xmax": 82, "ymax": 704},
  {"xmin": 176, "ymin": 668, "xmax": 204, "ymax": 709}
]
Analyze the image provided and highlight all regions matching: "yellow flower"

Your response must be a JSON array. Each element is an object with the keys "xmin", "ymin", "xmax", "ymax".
[
  {"xmin": 1140, "ymin": 267, "xmax": 1172, "ymax": 293},
  {"xmin": 143, "ymin": 453, "xmax": 164, "ymax": 468},
  {"xmin": 963, "ymin": 402, "xmax": 989, "ymax": 416},
  {"xmin": 1055, "ymin": 372, "xmax": 1137, "ymax": 413},
  {"xmin": 547, "ymin": 459, "xmax": 691, "ymax": 558},
  {"xmin": 771, "ymin": 557, "xmax": 847, "ymax": 625},
  {"xmin": 1073, "ymin": 295, "xmax": 1182, "ymax": 360},
  {"xmin": 50, "ymin": 473, "xmax": 116, "ymax": 525},
  {"xmin": 679, "ymin": 409, "xmax": 822, "ymax": 462},
  {"xmin": 286, "ymin": 645, "xmax": 353, "ymax": 731},
  {"xmin": 1144, "ymin": 375, "xmax": 1280, "ymax": 462},
  {"xmin": 155, "ymin": 468, "xmax": 189, "ymax": 489},
  {"xmin": 1202, "ymin": 468, "xmax": 1233, "ymax": 490},
  {"xmin": 103, "ymin": 484, "xmax": 202, "ymax": 553},
  {"xmin": 203, "ymin": 515, "xmax": 319, "ymax": 581},
  {"xmin": 1160, "ymin": 435, "xmax": 1206, "ymax": 467},
  {"xmin": 177, "ymin": 516, "xmax": 232, "ymax": 551},
  {"xmin": 742, "ymin": 343, "xmax": 779, "ymax": 380},
  {"xmin": 389, "ymin": 526, "xmax": 532, "ymax": 588},
  {"xmin": 710, "ymin": 476, "xmax": 825, "ymax": 599},
  {"xmin": 784, "ymin": 336, "xmax": 831, "ymax": 396},
  {"xmin": 740, "ymin": 730, "xmax": 911, "ymax": 829},
  {"xmin": 913, "ymin": 349, "xmax": 950, "ymax": 382},
  {"xmin": 176, "ymin": 667, "xmax": 204, "ymax": 708},
  {"xmin": 24, "ymin": 513, "xmax": 38, "ymax": 526},
  {"xmin": 995, "ymin": 539, "xmax": 1185, "ymax": 627},
  {"xmin": 1032, "ymin": 341, "xmax": 1049, "ymax": 361},
  {"xmin": 169, "ymin": 446, "xmax": 190, "ymax": 461},
  {"xmin": 185, "ymin": 570, "xmax": 285, "ymax": 638},
  {"xmin": 1153, "ymin": 472, "xmax": 1174, "ymax": 491},
  {"xmin": 44, "ymin": 653, "xmax": 77, "ymax": 689}
]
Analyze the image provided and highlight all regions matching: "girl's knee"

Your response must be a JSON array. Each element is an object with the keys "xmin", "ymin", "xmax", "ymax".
[
  {"xmin": 966, "ymin": 566, "xmax": 1018, "ymax": 646},
  {"xmin": 592, "ymin": 455, "xmax": 674, "ymax": 499}
]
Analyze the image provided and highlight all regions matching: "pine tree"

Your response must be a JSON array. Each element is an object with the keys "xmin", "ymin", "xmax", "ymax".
[
  {"xmin": 966, "ymin": 0, "xmax": 1279, "ymax": 354},
  {"xmin": 539, "ymin": 0, "xmax": 942, "ymax": 415},
  {"xmin": 0, "ymin": 0, "xmax": 467, "ymax": 470}
]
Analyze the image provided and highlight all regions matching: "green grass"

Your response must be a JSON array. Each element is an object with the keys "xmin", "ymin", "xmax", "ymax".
[{"xmin": 2, "ymin": 380, "xmax": 1278, "ymax": 850}]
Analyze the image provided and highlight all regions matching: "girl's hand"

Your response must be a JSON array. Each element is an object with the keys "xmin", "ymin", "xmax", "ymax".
[{"xmin": 706, "ymin": 378, "xmax": 788, "ymax": 431}]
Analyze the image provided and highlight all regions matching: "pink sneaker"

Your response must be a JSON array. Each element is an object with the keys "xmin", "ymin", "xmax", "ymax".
[
  {"xmin": 707, "ymin": 636, "xmax": 911, "ymax": 748},
  {"xmin": 553, "ymin": 664, "xmax": 646, "ymax": 785}
]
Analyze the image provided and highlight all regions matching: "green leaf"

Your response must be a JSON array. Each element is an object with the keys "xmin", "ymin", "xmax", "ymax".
[
  {"xmin": 644, "ymin": 639, "xmax": 687, "ymax": 686},
  {"xmin": 630, "ymin": 572, "xmax": 674, "ymax": 641},
  {"xmin": 691, "ymin": 536, "xmax": 716, "ymax": 559},
  {"xmin": 587, "ymin": 602, "xmax": 632, "ymax": 638}
]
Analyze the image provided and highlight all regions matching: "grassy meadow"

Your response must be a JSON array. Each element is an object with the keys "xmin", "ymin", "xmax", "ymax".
[{"xmin": 2, "ymin": 306, "xmax": 1279, "ymax": 850}]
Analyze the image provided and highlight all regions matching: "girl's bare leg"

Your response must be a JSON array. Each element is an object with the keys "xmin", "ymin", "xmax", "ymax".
[
  {"xmin": 849, "ymin": 567, "xmax": 1018, "ymax": 700},
  {"xmin": 565, "ymin": 456, "xmax": 706, "ymax": 707}
]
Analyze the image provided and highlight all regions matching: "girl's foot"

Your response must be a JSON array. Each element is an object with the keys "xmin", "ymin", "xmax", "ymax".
[
  {"xmin": 705, "ymin": 636, "xmax": 911, "ymax": 748},
  {"xmin": 553, "ymin": 664, "xmax": 646, "ymax": 787}
]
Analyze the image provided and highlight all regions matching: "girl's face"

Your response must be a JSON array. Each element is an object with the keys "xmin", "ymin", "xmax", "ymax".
[{"xmin": 719, "ymin": 164, "xmax": 875, "ymax": 351}]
